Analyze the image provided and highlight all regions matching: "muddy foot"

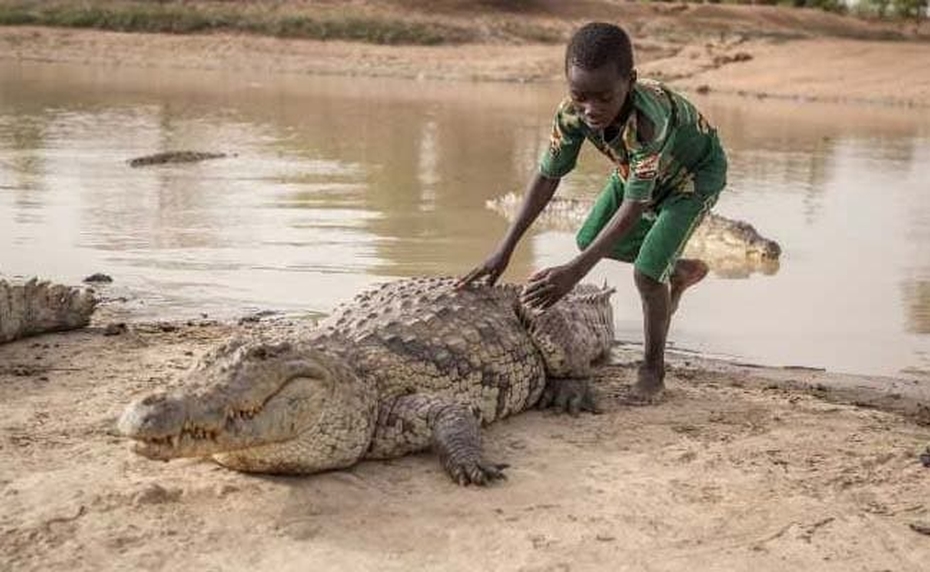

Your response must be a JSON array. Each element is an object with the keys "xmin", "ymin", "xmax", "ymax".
[
  {"xmin": 619, "ymin": 366, "xmax": 666, "ymax": 406},
  {"xmin": 670, "ymin": 259, "xmax": 709, "ymax": 315}
]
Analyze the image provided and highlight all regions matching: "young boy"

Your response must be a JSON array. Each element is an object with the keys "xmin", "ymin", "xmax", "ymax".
[{"xmin": 456, "ymin": 22, "xmax": 726, "ymax": 402}]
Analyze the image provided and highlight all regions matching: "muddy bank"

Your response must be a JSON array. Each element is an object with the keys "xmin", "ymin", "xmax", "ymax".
[{"xmin": 1, "ymin": 318, "xmax": 929, "ymax": 571}]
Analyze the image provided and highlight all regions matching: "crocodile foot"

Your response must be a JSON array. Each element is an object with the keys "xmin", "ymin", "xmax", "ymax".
[
  {"xmin": 537, "ymin": 377, "xmax": 601, "ymax": 416},
  {"xmin": 432, "ymin": 403, "xmax": 508, "ymax": 486},
  {"xmin": 442, "ymin": 456, "xmax": 509, "ymax": 487}
]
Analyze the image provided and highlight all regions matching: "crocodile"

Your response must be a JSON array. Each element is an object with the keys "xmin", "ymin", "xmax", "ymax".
[
  {"xmin": 127, "ymin": 151, "xmax": 230, "ymax": 168},
  {"xmin": 118, "ymin": 277, "xmax": 614, "ymax": 485},
  {"xmin": 486, "ymin": 192, "xmax": 781, "ymax": 278},
  {"xmin": 0, "ymin": 277, "xmax": 97, "ymax": 343}
]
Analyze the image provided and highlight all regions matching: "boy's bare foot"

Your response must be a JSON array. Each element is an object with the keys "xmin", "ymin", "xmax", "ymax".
[
  {"xmin": 623, "ymin": 365, "xmax": 665, "ymax": 405},
  {"xmin": 669, "ymin": 259, "xmax": 709, "ymax": 315}
]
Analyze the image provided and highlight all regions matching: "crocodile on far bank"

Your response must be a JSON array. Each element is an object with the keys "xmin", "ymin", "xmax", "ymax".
[
  {"xmin": 486, "ymin": 192, "xmax": 782, "ymax": 278},
  {"xmin": 118, "ymin": 277, "xmax": 614, "ymax": 485},
  {"xmin": 127, "ymin": 151, "xmax": 231, "ymax": 168}
]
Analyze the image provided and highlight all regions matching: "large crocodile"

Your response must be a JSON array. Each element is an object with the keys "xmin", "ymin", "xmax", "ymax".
[
  {"xmin": 486, "ymin": 192, "xmax": 781, "ymax": 278},
  {"xmin": 119, "ymin": 277, "xmax": 614, "ymax": 485},
  {"xmin": 0, "ymin": 277, "xmax": 98, "ymax": 344}
]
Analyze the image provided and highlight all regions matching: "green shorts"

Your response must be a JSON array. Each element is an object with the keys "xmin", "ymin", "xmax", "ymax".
[{"xmin": 576, "ymin": 171, "xmax": 723, "ymax": 283}]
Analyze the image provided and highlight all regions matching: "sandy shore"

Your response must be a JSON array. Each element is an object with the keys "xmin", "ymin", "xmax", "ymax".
[{"xmin": 1, "ymin": 315, "xmax": 929, "ymax": 571}]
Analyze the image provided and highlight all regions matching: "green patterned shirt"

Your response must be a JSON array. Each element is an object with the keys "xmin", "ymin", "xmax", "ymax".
[{"xmin": 539, "ymin": 79, "xmax": 725, "ymax": 204}]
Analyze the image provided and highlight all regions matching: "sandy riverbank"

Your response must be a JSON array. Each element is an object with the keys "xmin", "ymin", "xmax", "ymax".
[{"xmin": 1, "ymin": 315, "xmax": 929, "ymax": 571}]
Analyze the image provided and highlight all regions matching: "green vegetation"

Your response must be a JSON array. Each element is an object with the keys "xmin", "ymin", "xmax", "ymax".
[
  {"xmin": 697, "ymin": 0, "xmax": 927, "ymax": 21},
  {"xmin": 0, "ymin": 1, "xmax": 474, "ymax": 45},
  {"xmin": 855, "ymin": 0, "xmax": 929, "ymax": 19}
]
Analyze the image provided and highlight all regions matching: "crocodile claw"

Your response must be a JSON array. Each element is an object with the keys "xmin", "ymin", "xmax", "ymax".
[
  {"xmin": 537, "ymin": 378, "xmax": 601, "ymax": 416},
  {"xmin": 446, "ymin": 459, "xmax": 509, "ymax": 486}
]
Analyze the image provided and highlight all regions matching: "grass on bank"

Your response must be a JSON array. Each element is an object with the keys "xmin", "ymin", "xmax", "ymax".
[{"xmin": 0, "ymin": 1, "xmax": 478, "ymax": 45}]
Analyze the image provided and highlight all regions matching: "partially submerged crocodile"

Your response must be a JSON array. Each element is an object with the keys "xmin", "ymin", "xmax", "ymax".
[
  {"xmin": 487, "ymin": 192, "xmax": 781, "ymax": 278},
  {"xmin": 0, "ymin": 277, "xmax": 97, "ymax": 343},
  {"xmin": 127, "ymin": 151, "xmax": 230, "ymax": 168},
  {"xmin": 119, "ymin": 277, "xmax": 614, "ymax": 485}
]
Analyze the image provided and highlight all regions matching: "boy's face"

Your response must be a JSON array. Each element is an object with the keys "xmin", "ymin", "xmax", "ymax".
[{"xmin": 567, "ymin": 63, "xmax": 634, "ymax": 131}]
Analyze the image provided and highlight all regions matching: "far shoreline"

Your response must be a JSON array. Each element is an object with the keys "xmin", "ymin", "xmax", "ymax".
[{"xmin": 1, "ymin": 25, "xmax": 929, "ymax": 108}]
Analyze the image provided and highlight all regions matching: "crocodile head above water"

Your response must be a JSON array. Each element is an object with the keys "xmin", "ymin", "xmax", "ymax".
[
  {"xmin": 697, "ymin": 213, "xmax": 782, "ymax": 260},
  {"xmin": 118, "ymin": 336, "xmax": 378, "ymax": 473}
]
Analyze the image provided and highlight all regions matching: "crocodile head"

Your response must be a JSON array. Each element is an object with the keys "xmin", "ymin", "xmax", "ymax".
[
  {"xmin": 746, "ymin": 235, "xmax": 782, "ymax": 260},
  {"xmin": 692, "ymin": 213, "xmax": 783, "ymax": 263},
  {"xmin": 118, "ymin": 336, "xmax": 378, "ymax": 473}
]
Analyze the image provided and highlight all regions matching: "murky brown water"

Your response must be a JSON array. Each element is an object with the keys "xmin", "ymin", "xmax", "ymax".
[{"xmin": 1, "ymin": 61, "xmax": 928, "ymax": 377}]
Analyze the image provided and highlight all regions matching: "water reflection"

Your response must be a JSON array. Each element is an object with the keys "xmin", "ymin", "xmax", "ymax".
[
  {"xmin": 0, "ymin": 112, "xmax": 47, "ymax": 227},
  {"xmin": 902, "ymin": 140, "xmax": 930, "ymax": 336},
  {"xmin": 0, "ymin": 61, "xmax": 928, "ymax": 377},
  {"xmin": 904, "ymin": 281, "xmax": 930, "ymax": 335}
]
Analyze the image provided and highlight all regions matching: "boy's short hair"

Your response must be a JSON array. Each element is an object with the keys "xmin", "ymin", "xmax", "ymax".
[{"xmin": 565, "ymin": 22, "xmax": 634, "ymax": 78}]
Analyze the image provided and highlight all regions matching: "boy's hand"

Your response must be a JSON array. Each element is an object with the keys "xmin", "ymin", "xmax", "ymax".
[
  {"xmin": 521, "ymin": 263, "xmax": 583, "ymax": 311},
  {"xmin": 455, "ymin": 248, "xmax": 511, "ymax": 289}
]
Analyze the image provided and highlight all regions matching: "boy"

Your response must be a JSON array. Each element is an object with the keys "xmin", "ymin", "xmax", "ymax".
[{"xmin": 456, "ymin": 22, "xmax": 726, "ymax": 402}]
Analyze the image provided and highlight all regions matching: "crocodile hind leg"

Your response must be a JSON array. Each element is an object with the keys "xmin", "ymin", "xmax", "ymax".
[
  {"xmin": 369, "ymin": 394, "xmax": 508, "ymax": 486},
  {"xmin": 537, "ymin": 377, "xmax": 601, "ymax": 416}
]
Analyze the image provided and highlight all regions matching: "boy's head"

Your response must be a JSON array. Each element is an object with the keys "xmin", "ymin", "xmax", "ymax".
[{"xmin": 564, "ymin": 22, "xmax": 636, "ymax": 131}]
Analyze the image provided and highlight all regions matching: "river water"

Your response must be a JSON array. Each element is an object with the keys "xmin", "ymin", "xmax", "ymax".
[{"xmin": 1, "ymin": 61, "xmax": 927, "ymax": 378}]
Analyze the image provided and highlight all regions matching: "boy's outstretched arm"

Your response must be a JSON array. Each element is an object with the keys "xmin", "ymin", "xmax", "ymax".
[
  {"xmin": 456, "ymin": 173, "xmax": 561, "ymax": 288},
  {"xmin": 522, "ymin": 198, "xmax": 648, "ymax": 310}
]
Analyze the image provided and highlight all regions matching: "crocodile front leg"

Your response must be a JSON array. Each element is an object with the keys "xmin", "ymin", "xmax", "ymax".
[{"xmin": 368, "ymin": 394, "xmax": 508, "ymax": 486}]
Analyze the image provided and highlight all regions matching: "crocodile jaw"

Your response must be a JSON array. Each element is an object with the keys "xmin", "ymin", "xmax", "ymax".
[
  {"xmin": 118, "ymin": 337, "xmax": 373, "ymax": 470},
  {"xmin": 118, "ymin": 374, "xmax": 331, "ymax": 460},
  {"xmin": 119, "ymin": 335, "xmax": 380, "ymax": 473}
]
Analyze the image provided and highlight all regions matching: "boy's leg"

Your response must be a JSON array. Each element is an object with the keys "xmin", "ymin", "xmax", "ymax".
[
  {"xmin": 633, "ymin": 268, "xmax": 670, "ymax": 400},
  {"xmin": 576, "ymin": 171, "xmax": 653, "ymax": 261},
  {"xmin": 670, "ymin": 259, "xmax": 709, "ymax": 316},
  {"xmin": 631, "ymin": 191, "xmax": 717, "ymax": 401}
]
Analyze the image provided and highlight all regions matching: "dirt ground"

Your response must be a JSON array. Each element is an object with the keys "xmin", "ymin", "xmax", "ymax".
[{"xmin": 1, "ymin": 316, "xmax": 929, "ymax": 572}]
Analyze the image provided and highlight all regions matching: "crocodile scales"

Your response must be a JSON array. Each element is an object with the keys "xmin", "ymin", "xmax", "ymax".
[
  {"xmin": 0, "ymin": 277, "xmax": 97, "ymax": 344},
  {"xmin": 118, "ymin": 277, "xmax": 614, "ymax": 485}
]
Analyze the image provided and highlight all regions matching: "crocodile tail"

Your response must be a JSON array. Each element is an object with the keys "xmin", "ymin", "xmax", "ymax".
[{"xmin": 0, "ymin": 277, "xmax": 98, "ymax": 343}]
